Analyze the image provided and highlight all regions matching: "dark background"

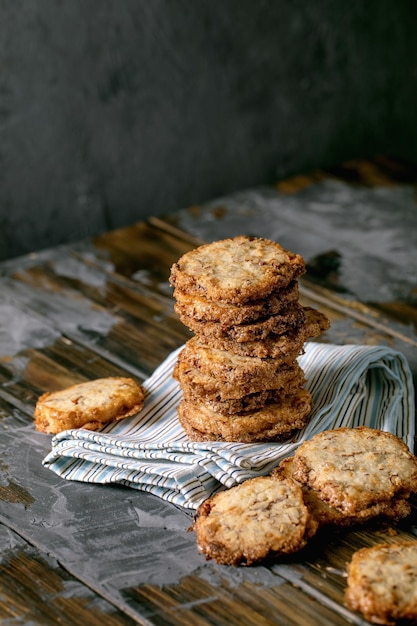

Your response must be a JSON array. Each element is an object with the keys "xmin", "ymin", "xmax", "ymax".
[{"xmin": 1, "ymin": 0, "xmax": 416, "ymax": 261}]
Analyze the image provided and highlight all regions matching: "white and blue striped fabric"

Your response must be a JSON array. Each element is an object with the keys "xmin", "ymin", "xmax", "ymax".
[{"xmin": 43, "ymin": 342, "xmax": 415, "ymax": 510}]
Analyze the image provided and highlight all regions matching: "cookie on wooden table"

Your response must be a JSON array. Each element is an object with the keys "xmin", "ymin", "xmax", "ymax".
[
  {"xmin": 193, "ymin": 475, "xmax": 318, "ymax": 566},
  {"xmin": 178, "ymin": 389, "xmax": 312, "ymax": 443},
  {"xmin": 291, "ymin": 427, "xmax": 417, "ymax": 515},
  {"xmin": 178, "ymin": 303, "xmax": 306, "ymax": 343},
  {"xmin": 275, "ymin": 457, "xmax": 411, "ymax": 528},
  {"xmin": 34, "ymin": 377, "xmax": 145, "ymax": 434},
  {"xmin": 196, "ymin": 307, "xmax": 330, "ymax": 358},
  {"xmin": 169, "ymin": 236, "xmax": 306, "ymax": 304},
  {"xmin": 173, "ymin": 280, "xmax": 300, "ymax": 326},
  {"xmin": 345, "ymin": 541, "xmax": 417, "ymax": 625}
]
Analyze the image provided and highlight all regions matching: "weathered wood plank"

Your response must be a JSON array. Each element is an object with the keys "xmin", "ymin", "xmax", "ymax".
[{"xmin": 0, "ymin": 524, "xmax": 136, "ymax": 625}]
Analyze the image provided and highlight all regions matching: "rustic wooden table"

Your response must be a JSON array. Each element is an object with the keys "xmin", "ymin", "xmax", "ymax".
[{"xmin": 1, "ymin": 158, "xmax": 416, "ymax": 625}]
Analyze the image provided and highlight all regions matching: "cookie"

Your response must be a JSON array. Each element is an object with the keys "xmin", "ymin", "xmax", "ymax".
[
  {"xmin": 292, "ymin": 427, "xmax": 417, "ymax": 515},
  {"xmin": 345, "ymin": 541, "xmax": 417, "ymax": 625},
  {"xmin": 34, "ymin": 377, "xmax": 145, "ymax": 434},
  {"xmin": 194, "ymin": 307, "xmax": 330, "ymax": 358},
  {"xmin": 169, "ymin": 236, "xmax": 306, "ymax": 304},
  {"xmin": 193, "ymin": 475, "xmax": 318, "ymax": 565},
  {"xmin": 178, "ymin": 389, "xmax": 312, "ymax": 442},
  {"xmin": 174, "ymin": 355, "xmax": 305, "ymax": 400},
  {"xmin": 199, "ymin": 386, "xmax": 307, "ymax": 416},
  {"xmin": 275, "ymin": 458, "xmax": 411, "ymax": 528},
  {"xmin": 178, "ymin": 304, "xmax": 305, "ymax": 343},
  {"xmin": 173, "ymin": 280, "xmax": 299, "ymax": 326}
]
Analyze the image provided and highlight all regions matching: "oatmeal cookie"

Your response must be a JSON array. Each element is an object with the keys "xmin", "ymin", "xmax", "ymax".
[
  {"xmin": 345, "ymin": 541, "xmax": 417, "ymax": 625},
  {"xmin": 169, "ymin": 236, "xmax": 306, "ymax": 304},
  {"xmin": 292, "ymin": 427, "xmax": 417, "ymax": 515},
  {"xmin": 35, "ymin": 377, "xmax": 145, "ymax": 434},
  {"xmin": 193, "ymin": 475, "xmax": 318, "ymax": 565}
]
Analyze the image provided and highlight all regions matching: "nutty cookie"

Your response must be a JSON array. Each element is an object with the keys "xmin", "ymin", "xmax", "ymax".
[
  {"xmin": 173, "ymin": 280, "xmax": 299, "ymax": 326},
  {"xmin": 345, "ymin": 541, "xmax": 417, "ymax": 625},
  {"xmin": 195, "ymin": 307, "xmax": 330, "ymax": 358},
  {"xmin": 292, "ymin": 427, "xmax": 417, "ymax": 514},
  {"xmin": 178, "ymin": 389, "xmax": 312, "ymax": 443},
  {"xmin": 178, "ymin": 304, "xmax": 305, "ymax": 343},
  {"xmin": 193, "ymin": 475, "xmax": 318, "ymax": 565},
  {"xmin": 35, "ymin": 377, "xmax": 145, "ymax": 434},
  {"xmin": 174, "ymin": 356, "xmax": 305, "ymax": 401},
  {"xmin": 170, "ymin": 236, "xmax": 306, "ymax": 304},
  {"xmin": 275, "ymin": 457, "xmax": 411, "ymax": 528}
]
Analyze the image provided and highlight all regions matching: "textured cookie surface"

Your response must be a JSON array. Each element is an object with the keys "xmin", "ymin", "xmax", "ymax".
[
  {"xmin": 345, "ymin": 541, "xmax": 417, "ymax": 625},
  {"xmin": 174, "ymin": 355, "xmax": 305, "ymax": 400},
  {"xmin": 179, "ymin": 304, "xmax": 305, "ymax": 343},
  {"xmin": 170, "ymin": 236, "xmax": 306, "ymax": 304},
  {"xmin": 275, "ymin": 458, "xmax": 411, "ymax": 527},
  {"xmin": 178, "ymin": 389, "xmax": 312, "ymax": 442},
  {"xmin": 292, "ymin": 427, "xmax": 417, "ymax": 514},
  {"xmin": 194, "ymin": 475, "xmax": 318, "ymax": 565},
  {"xmin": 173, "ymin": 280, "xmax": 299, "ymax": 326},
  {"xmin": 195, "ymin": 307, "xmax": 330, "ymax": 358},
  {"xmin": 35, "ymin": 377, "xmax": 145, "ymax": 434}
]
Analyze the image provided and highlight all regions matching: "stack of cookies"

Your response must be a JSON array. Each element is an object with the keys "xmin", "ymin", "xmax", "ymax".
[{"xmin": 169, "ymin": 235, "xmax": 330, "ymax": 443}]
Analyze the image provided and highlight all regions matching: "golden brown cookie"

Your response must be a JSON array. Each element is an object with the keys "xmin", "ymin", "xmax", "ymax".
[
  {"xmin": 194, "ymin": 307, "xmax": 330, "ymax": 358},
  {"xmin": 169, "ymin": 236, "xmax": 306, "ymax": 304},
  {"xmin": 292, "ymin": 427, "xmax": 417, "ymax": 515},
  {"xmin": 178, "ymin": 304, "xmax": 305, "ymax": 343},
  {"xmin": 193, "ymin": 475, "xmax": 318, "ymax": 565},
  {"xmin": 275, "ymin": 457, "xmax": 411, "ymax": 528},
  {"xmin": 34, "ymin": 377, "xmax": 145, "ymax": 434},
  {"xmin": 174, "ymin": 354, "xmax": 305, "ymax": 400},
  {"xmin": 173, "ymin": 280, "xmax": 299, "ymax": 326},
  {"xmin": 199, "ymin": 386, "xmax": 307, "ymax": 416},
  {"xmin": 345, "ymin": 541, "xmax": 417, "ymax": 625},
  {"xmin": 178, "ymin": 389, "xmax": 312, "ymax": 443}
]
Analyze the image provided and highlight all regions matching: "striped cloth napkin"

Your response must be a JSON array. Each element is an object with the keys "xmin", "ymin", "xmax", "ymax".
[{"xmin": 43, "ymin": 342, "xmax": 415, "ymax": 510}]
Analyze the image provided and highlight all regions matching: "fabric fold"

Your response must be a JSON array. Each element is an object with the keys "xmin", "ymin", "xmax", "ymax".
[{"xmin": 43, "ymin": 342, "xmax": 415, "ymax": 510}]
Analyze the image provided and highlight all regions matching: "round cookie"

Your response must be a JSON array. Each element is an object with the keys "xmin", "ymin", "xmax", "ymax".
[
  {"xmin": 173, "ymin": 354, "xmax": 305, "ymax": 401},
  {"xmin": 178, "ymin": 304, "xmax": 305, "ymax": 343},
  {"xmin": 173, "ymin": 280, "xmax": 300, "ymax": 326},
  {"xmin": 169, "ymin": 236, "xmax": 306, "ymax": 305},
  {"xmin": 178, "ymin": 389, "xmax": 312, "ymax": 443},
  {"xmin": 193, "ymin": 475, "xmax": 318, "ymax": 565},
  {"xmin": 194, "ymin": 307, "xmax": 330, "ymax": 358},
  {"xmin": 275, "ymin": 457, "xmax": 411, "ymax": 528},
  {"xmin": 345, "ymin": 541, "xmax": 417, "ymax": 624},
  {"xmin": 292, "ymin": 427, "xmax": 417, "ymax": 514},
  {"xmin": 34, "ymin": 377, "xmax": 145, "ymax": 434}
]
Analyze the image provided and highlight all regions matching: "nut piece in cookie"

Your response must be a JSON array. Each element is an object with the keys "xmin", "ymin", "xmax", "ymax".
[
  {"xmin": 169, "ymin": 236, "xmax": 306, "ymax": 304},
  {"xmin": 193, "ymin": 475, "xmax": 318, "ymax": 566},
  {"xmin": 345, "ymin": 541, "xmax": 417, "ymax": 625},
  {"xmin": 34, "ymin": 377, "xmax": 145, "ymax": 434},
  {"xmin": 292, "ymin": 427, "xmax": 417, "ymax": 515}
]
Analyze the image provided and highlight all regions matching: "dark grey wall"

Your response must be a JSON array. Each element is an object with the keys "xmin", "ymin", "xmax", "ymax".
[{"xmin": 1, "ymin": 0, "xmax": 416, "ymax": 261}]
